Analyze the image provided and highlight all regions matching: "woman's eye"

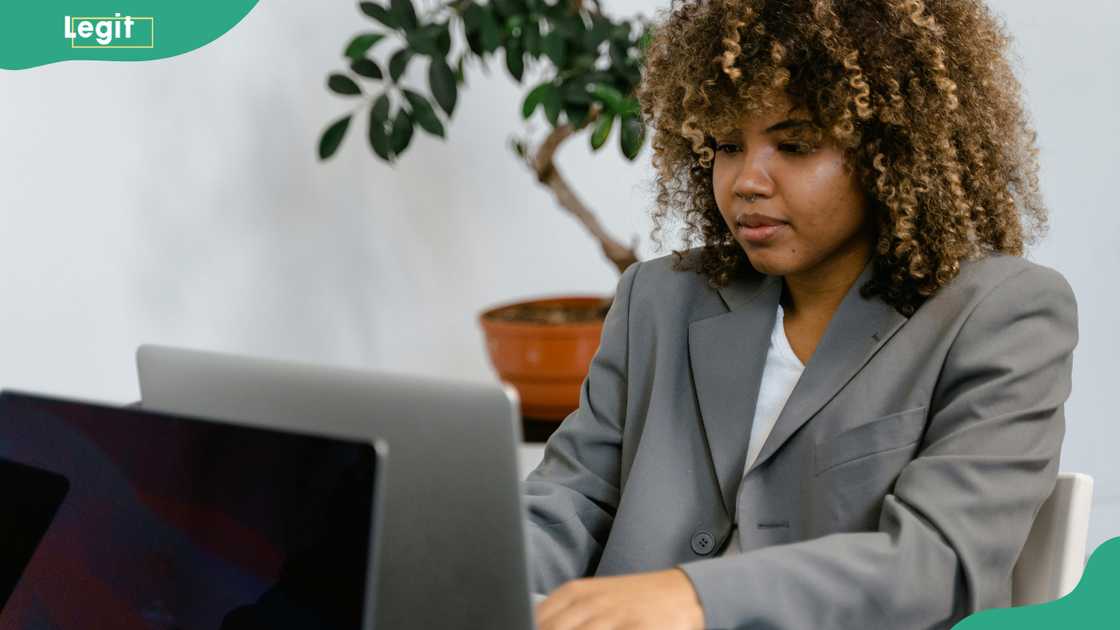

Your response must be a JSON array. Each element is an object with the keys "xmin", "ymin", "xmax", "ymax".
[
  {"xmin": 714, "ymin": 142, "xmax": 815, "ymax": 155},
  {"xmin": 780, "ymin": 143, "xmax": 815, "ymax": 154}
]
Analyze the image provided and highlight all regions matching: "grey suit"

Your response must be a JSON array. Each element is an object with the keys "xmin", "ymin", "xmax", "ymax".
[{"xmin": 523, "ymin": 249, "xmax": 1078, "ymax": 629}]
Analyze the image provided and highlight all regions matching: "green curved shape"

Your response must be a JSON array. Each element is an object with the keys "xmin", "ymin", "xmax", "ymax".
[
  {"xmin": 1, "ymin": 1, "xmax": 259, "ymax": 70},
  {"xmin": 954, "ymin": 536, "xmax": 1120, "ymax": 628}
]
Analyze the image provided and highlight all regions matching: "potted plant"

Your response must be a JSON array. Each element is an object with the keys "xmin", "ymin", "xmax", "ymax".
[{"xmin": 317, "ymin": 0, "xmax": 653, "ymax": 426}]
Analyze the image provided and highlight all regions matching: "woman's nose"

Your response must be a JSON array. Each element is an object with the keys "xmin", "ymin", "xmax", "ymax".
[{"xmin": 731, "ymin": 151, "xmax": 775, "ymax": 199}]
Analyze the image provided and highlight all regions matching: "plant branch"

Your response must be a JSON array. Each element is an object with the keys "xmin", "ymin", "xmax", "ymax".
[{"xmin": 520, "ymin": 105, "xmax": 638, "ymax": 276}]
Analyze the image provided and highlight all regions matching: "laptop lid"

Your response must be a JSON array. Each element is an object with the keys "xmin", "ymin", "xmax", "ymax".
[
  {"xmin": 135, "ymin": 344, "xmax": 534, "ymax": 630},
  {"xmin": 0, "ymin": 390, "xmax": 386, "ymax": 630}
]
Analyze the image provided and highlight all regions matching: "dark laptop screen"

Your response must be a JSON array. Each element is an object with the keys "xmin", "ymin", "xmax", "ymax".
[{"xmin": 0, "ymin": 391, "xmax": 377, "ymax": 630}]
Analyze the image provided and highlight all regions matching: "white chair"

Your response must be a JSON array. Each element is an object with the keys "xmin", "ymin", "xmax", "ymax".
[{"xmin": 1010, "ymin": 472, "xmax": 1094, "ymax": 606}]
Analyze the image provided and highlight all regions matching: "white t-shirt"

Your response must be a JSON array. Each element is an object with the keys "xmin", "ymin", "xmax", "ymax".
[{"xmin": 718, "ymin": 303, "xmax": 805, "ymax": 556}]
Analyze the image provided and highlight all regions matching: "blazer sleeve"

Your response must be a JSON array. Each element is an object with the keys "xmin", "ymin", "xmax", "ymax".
[
  {"xmin": 521, "ymin": 260, "xmax": 641, "ymax": 595},
  {"xmin": 677, "ymin": 265, "xmax": 1079, "ymax": 629}
]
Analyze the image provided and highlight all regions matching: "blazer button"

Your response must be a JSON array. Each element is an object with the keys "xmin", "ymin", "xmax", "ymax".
[{"xmin": 690, "ymin": 531, "xmax": 715, "ymax": 555}]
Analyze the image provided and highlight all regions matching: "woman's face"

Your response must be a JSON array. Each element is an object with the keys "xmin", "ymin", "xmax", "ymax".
[{"xmin": 712, "ymin": 91, "xmax": 875, "ymax": 280}]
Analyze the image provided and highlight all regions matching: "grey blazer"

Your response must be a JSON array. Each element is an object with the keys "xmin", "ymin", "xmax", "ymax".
[{"xmin": 523, "ymin": 248, "xmax": 1078, "ymax": 629}]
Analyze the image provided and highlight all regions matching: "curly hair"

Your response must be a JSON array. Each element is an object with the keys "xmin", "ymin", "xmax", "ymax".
[{"xmin": 635, "ymin": 0, "xmax": 1047, "ymax": 316}]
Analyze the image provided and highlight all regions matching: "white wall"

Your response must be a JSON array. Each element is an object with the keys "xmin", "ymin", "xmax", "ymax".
[
  {"xmin": 984, "ymin": 0, "xmax": 1120, "ymax": 560},
  {"xmin": 0, "ymin": 0, "xmax": 1116, "ymax": 556}
]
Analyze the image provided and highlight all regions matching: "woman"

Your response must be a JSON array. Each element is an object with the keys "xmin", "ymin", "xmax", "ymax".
[{"xmin": 525, "ymin": 0, "xmax": 1077, "ymax": 628}]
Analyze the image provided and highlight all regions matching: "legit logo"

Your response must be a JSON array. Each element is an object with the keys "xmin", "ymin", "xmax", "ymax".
[{"xmin": 64, "ymin": 14, "xmax": 154, "ymax": 48}]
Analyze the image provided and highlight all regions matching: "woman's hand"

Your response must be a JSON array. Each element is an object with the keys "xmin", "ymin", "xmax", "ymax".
[{"xmin": 534, "ymin": 568, "xmax": 705, "ymax": 630}]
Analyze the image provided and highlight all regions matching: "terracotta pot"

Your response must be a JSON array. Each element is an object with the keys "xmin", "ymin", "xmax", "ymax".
[{"xmin": 479, "ymin": 295, "xmax": 609, "ymax": 421}]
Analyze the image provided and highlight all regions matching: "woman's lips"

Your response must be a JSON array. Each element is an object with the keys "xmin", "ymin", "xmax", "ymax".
[{"xmin": 737, "ymin": 222, "xmax": 788, "ymax": 243}]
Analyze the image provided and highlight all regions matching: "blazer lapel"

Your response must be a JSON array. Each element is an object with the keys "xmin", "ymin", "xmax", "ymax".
[
  {"xmin": 747, "ymin": 259, "xmax": 909, "ymax": 474},
  {"xmin": 688, "ymin": 271, "xmax": 781, "ymax": 517},
  {"xmin": 687, "ymin": 258, "xmax": 909, "ymax": 517}
]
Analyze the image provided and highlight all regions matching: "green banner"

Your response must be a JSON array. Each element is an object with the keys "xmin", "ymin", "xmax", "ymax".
[
  {"xmin": 955, "ymin": 536, "xmax": 1120, "ymax": 628},
  {"xmin": 1, "ymin": 1, "xmax": 260, "ymax": 70}
]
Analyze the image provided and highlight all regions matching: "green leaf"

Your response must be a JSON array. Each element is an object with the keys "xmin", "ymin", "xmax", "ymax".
[
  {"xmin": 428, "ymin": 58, "xmax": 457, "ymax": 116},
  {"xmin": 590, "ymin": 83, "xmax": 625, "ymax": 113},
  {"xmin": 609, "ymin": 41, "xmax": 629, "ymax": 70},
  {"xmin": 541, "ymin": 0, "xmax": 567, "ymax": 20},
  {"xmin": 553, "ymin": 15, "xmax": 584, "ymax": 42},
  {"xmin": 328, "ymin": 73, "xmax": 361, "ymax": 95},
  {"xmin": 466, "ymin": 30, "xmax": 484, "ymax": 56},
  {"xmin": 344, "ymin": 33, "xmax": 386, "ymax": 59},
  {"xmin": 585, "ymin": 13, "xmax": 611, "ymax": 50},
  {"xmin": 521, "ymin": 82, "xmax": 553, "ymax": 119},
  {"xmin": 390, "ymin": 108, "xmax": 414, "ymax": 155},
  {"xmin": 542, "ymin": 83, "xmax": 562, "ymax": 126},
  {"xmin": 505, "ymin": 42, "xmax": 524, "ymax": 83},
  {"xmin": 637, "ymin": 27, "xmax": 654, "ymax": 54},
  {"xmin": 390, "ymin": 0, "xmax": 418, "ymax": 31},
  {"xmin": 403, "ymin": 89, "xmax": 445, "ymax": 138},
  {"xmin": 368, "ymin": 96, "xmax": 393, "ymax": 161},
  {"xmin": 584, "ymin": 70, "xmax": 616, "ymax": 85},
  {"xmin": 318, "ymin": 115, "xmax": 351, "ymax": 159},
  {"xmin": 590, "ymin": 111, "xmax": 614, "ymax": 151},
  {"xmin": 372, "ymin": 92, "xmax": 391, "ymax": 122},
  {"xmin": 561, "ymin": 78, "xmax": 592, "ymax": 105},
  {"xmin": 350, "ymin": 58, "xmax": 383, "ymax": 79},
  {"xmin": 571, "ymin": 52, "xmax": 595, "ymax": 72},
  {"xmin": 542, "ymin": 29, "xmax": 567, "ymax": 67},
  {"xmin": 621, "ymin": 63, "xmax": 641, "ymax": 88},
  {"xmin": 359, "ymin": 2, "xmax": 397, "ymax": 29},
  {"xmin": 406, "ymin": 30, "xmax": 440, "ymax": 56},
  {"xmin": 389, "ymin": 48, "xmax": 413, "ymax": 82},
  {"xmin": 611, "ymin": 23, "xmax": 631, "ymax": 43},
  {"xmin": 455, "ymin": 54, "xmax": 466, "ymax": 85},
  {"xmin": 479, "ymin": 9, "xmax": 502, "ymax": 53},
  {"xmin": 619, "ymin": 112, "xmax": 645, "ymax": 160},
  {"xmin": 563, "ymin": 101, "xmax": 590, "ymax": 128},
  {"xmin": 524, "ymin": 20, "xmax": 541, "ymax": 56},
  {"xmin": 435, "ymin": 22, "xmax": 452, "ymax": 57},
  {"xmin": 462, "ymin": 5, "xmax": 483, "ymax": 34},
  {"xmin": 492, "ymin": 0, "xmax": 518, "ymax": 18},
  {"xmin": 620, "ymin": 96, "xmax": 641, "ymax": 116},
  {"xmin": 414, "ymin": 111, "xmax": 446, "ymax": 138}
]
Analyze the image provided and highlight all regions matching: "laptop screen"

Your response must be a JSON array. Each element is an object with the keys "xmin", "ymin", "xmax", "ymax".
[{"xmin": 0, "ymin": 391, "xmax": 378, "ymax": 630}]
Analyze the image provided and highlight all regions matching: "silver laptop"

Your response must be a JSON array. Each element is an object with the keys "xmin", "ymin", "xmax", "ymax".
[
  {"xmin": 0, "ymin": 389, "xmax": 387, "ymax": 630},
  {"xmin": 136, "ymin": 344, "xmax": 535, "ymax": 630}
]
